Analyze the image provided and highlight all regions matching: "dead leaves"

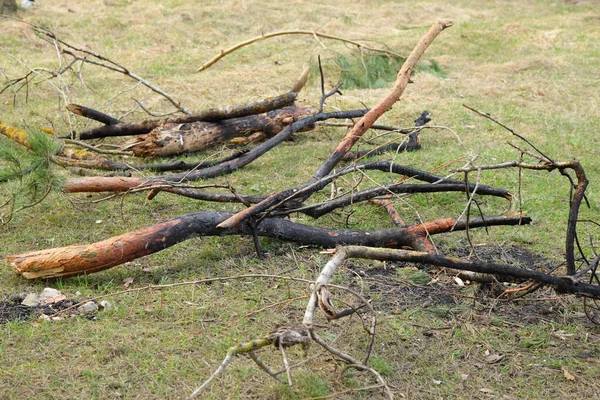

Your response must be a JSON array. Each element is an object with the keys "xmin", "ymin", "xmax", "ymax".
[{"xmin": 561, "ymin": 366, "xmax": 576, "ymax": 381}]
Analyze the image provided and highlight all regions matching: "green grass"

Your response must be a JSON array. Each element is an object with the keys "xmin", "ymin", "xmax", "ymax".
[{"xmin": 2, "ymin": 0, "xmax": 600, "ymax": 399}]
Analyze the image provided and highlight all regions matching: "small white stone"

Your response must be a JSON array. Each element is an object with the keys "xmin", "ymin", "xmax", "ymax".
[
  {"xmin": 21, "ymin": 293, "xmax": 40, "ymax": 307},
  {"xmin": 21, "ymin": 0, "xmax": 37, "ymax": 9},
  {"xmin": 39, "ymin": 287, "xmax": 61, "ymax": 301},
  {"xmin": 99, "ymin": 300, "xmax": 112, "ymax": 310}
]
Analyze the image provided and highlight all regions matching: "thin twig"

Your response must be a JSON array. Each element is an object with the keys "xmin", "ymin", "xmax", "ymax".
[
  {"xmin": 189, "ymin": 350, "xmax": 235, "ymax": 398},
  {"xmin": 279, "ymin": 345, "xmax": 293, "ymax": 386},
  {"xmin": 64, "ymin": 139, "xmax": 133, "ymax": 156},
  {"xmin": 247, "ymin": 351, "xmax": 282, "ymax": 382}
]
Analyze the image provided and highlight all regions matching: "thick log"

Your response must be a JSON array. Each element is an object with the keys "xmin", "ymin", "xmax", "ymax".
[
  {"xmin": 5, "ymin": 211, "xmax": 530, "ymax": 279},
  {"xmin": 76, "ymin": 67, "xmax": 310, "ymax": 140},
  {"xmin": 122, "ymin": 106, "xmax": 314, "ymax": 157}
]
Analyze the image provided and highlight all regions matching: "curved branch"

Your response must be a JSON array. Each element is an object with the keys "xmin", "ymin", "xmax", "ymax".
[{"xmin": 198, "ymin": 30, "xmax": 405, "ymax": 72}]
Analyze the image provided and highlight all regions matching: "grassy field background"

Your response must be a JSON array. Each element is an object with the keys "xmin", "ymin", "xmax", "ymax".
[{"xmin": 2, "ymin": 0, "xmax": 600, "ymax": 399}]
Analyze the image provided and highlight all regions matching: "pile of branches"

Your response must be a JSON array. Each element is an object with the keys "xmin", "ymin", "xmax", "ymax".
[{"xmin": 2, "ymin": 19, "xmax": 600, "ymax": 398}]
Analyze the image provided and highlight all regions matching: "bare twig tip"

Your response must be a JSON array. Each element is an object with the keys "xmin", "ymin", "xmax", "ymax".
[{"xmin": 439, "ymin": 20, "xmax": 454, "ymax": 29}]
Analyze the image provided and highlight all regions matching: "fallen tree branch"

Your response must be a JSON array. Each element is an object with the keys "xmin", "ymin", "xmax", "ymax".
[
  {"xmin": 463, "ymin": 105, "xmax": 589, "ymax": 275},
  {"xmin": 312, "ymin": 21, "xmax": 452, "ymax": 180},
  {"xmin": 320, "ymin": 246, "xmax": 600, "ymax": 298},
  {"xmin": 62, "ymin": 109, "xmax": 368, "ymax": 193},
  {"xmin": 121, "ymin": 105, "xmax": 314, "ymax": 157},
  {"xmin": 219, "ymin": 21, "xmax": 451, "ymax": 229},
  {"xmin": 217, "ymin": 157, "xmax": 512, "ymax": 228},
  {"xmin": 5, "ymin": 211, "xmax": 529, "ymax": 279}
]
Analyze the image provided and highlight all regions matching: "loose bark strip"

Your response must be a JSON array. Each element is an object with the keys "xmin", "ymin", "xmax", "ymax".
[
  {"xmin": 5, "ymin": 211, "xmax": 529, "ymax": 279},
  {"xmin": 312, "ymin": 21, "xmax": 451, "ymax": 180},
  {"xmin": 122, "ymin": 106, "xmax": 314, "ymax": 157},
  {"xmin": 77, "ymin": 67, "xmax": 309, "ymax": 140}
]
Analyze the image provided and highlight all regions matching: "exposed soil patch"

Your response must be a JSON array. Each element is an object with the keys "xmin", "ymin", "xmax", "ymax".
[
  {"xmin": 348, "ymin": 245, "xmax": 590, "ymax": 326},
  {"xmin": 0, "ymin": 297, "xmax": 77, "ymax": 324}
]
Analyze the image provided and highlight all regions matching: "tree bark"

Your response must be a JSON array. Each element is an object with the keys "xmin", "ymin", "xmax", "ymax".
[{"xmin": 122, "ymin": 106, "xmax": 314, "ymax": 157}]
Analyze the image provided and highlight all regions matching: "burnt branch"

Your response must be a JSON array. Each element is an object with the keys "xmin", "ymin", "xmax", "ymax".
[{"xmin": 5, "ymin": 210, "xmax": 530, "ymax": 279}]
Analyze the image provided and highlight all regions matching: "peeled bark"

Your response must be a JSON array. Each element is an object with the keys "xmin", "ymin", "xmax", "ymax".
[
  {"xmin": 5, "ymin": 211, "xmax": 530, "ymax": 279},
  {"xmin": 122, "ymin": 106, "xmax": 314, "ymax": 157}
]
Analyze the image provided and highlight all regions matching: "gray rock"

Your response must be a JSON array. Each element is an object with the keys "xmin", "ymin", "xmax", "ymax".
[
  {"xmin": 39, "ymin": 288, "xmax": 62, "ymax": 303},
  {"xmin": 77, "ymin": 301, "xmax": 99, "ymax": 315}
]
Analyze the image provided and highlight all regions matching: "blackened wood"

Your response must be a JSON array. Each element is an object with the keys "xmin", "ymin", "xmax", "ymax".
[
  {"xmin": 67, "ymin": 104, "xmax": 120, "ymax": 125},
  {"xmin": 6, "ymin": 211, "xmax": 530, "ymax": 279}
]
